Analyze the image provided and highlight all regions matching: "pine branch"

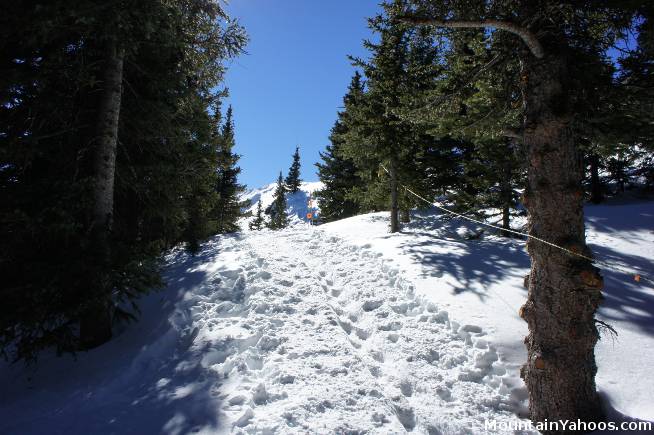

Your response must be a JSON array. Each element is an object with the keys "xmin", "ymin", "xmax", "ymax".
[{"xmin": 398, "ymin": 15, "xmax": 545, "ymax": 59}]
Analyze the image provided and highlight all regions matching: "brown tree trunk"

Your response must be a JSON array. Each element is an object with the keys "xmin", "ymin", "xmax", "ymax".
[
  {"xmin": 501, "ymin": 203, "xmax": 511, "ymax": 236},
  {"xmin": 80, "ymin": 40, "xmax": 125, "ymax": 350},
  {"xmin": 400, "ymin": 209, "xmax": 411, "ymax": 223},
  {"xmin": 500, "ymin": 144, "xmax": 513, "ymax": 237},
  {"xmin": 519, "ymin": 49, "xmax": 604, "ymax": 429},
  {"xmin": 589, "ymin": 153, "xmax": 603, "ymax": 204},
  {"xmin": 389, "ymin": 157, "xmax": 400, "ymax": 233}
]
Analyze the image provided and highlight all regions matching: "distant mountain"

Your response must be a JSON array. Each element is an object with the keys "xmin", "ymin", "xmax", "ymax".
[{"xmin": 241, "ymin": 181, "xmax": 324, "ymax": 226}]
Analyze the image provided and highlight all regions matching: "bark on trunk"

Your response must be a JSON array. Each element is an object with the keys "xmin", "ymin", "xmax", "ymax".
[
  {"xmin": 501, "ymin": 203, "xmax": 511, "ymax": 236},
  {"xmin": 389, "ymin": 158, "xmax": 400, "ymax": 233},
  {"xmin": 80, "ymin": 40, "xmax": 125, "ymax": 350},
  {"xmin": 400, "ymin": 209, "xmax": 411, "ymax": 223},
  {"xmin": 500, "ymin": 146, "xmax": 513, "ymax": 238},
  {"xmin": 519, "ymin": 49, "xmax": 604, "ymax": 430},
  {"xmin": 589, "ymin": 153, "xmax": 603, "ymax": 204}
]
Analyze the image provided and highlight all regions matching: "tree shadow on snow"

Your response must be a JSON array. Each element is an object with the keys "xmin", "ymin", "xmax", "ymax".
[
  {"xmin": 0, "ymin": 236, "xmax": 243, "ymax": 435},
  {"xmin": 584, "ymin": 198, "xmax": 654, "ymax": 234},
  {"xmin": 396, "ymin": 213, "xmax": 531, "ymax": 301},
  {"xmin": 589, "ymin": 243, "xmax": 654, "ymax": 338},
  {"xmin": 400, "ymin": 210, "xmax": 654, "ymax": 337},
  {"xmin": 597, "ymin": 392, "xmax": 654, "ymax": 434}
]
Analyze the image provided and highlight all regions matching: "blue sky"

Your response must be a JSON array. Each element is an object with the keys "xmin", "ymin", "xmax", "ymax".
[{"xmin": 224, "ymin": 1, "xmax": 381, "ymax": 189}]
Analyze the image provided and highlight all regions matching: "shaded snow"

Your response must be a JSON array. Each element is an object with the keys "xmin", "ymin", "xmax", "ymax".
[
  {"xmin": 321, "ymin": 200, "xmax": 654, "ymax": 427},
  {"xmin": 0, "ymin": 190, "xmax": 652, "ymax": 434}
]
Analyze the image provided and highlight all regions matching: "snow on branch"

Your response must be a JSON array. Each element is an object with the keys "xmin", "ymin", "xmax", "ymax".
[{"xmin": 399, "ymin": 15, "xmax": 545, "ymax": 59}]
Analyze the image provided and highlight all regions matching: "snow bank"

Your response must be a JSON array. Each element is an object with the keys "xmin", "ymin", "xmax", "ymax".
[
  {"xmin": 322, "ymin": 200, "xmax": 654, "ymax": 425},
  {"xmin": 1, "ymin": 188, "xmax": 651, "ymax": 434}
]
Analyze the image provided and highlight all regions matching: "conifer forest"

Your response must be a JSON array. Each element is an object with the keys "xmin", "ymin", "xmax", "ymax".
[{"xmin": 1, "ymin": 1, "xmax": 653, "ymax": 434}]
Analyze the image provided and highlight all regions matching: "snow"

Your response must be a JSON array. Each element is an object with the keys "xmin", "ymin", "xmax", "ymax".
[
  {"xmin": 241, "ymin": 181, "xmax": 323, "ymax": 225},
  {"xmin": 321, "ymin": 200, "xmax": 654, "ymax": 428},
  {"xmin": 0, "ymin": 188, "xmax": 652, "ymax": 434}
]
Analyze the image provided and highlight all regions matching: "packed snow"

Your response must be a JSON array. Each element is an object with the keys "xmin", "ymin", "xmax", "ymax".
[
  {"xmin": 0, "ymin": 182, "xmax": 652, "ymax": 434},
  {"xmin": 321, "ymin": 200, "xmax": 654, "ymax": 430}
]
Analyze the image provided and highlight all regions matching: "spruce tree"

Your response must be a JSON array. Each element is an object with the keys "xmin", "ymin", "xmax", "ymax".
[
  {"xmin": 212, "ymin": 106, "xmax": 246, "ymax": 233},
  {"xmin": 249, "ymin": 201, "xmax": 265, "ymax": 231},
  {"xmin": 0, "ymin": 0, "xmax": 246, "ymax": 360},
  {"xmin": 315, "ymin": 72, "xmax": 365, "ymax": 222},
  {"xmin": 342, "ymin": 0, "xmax": 443, "ymax": 232},
  {"xmin": 285, "ymin": 146, "xmax": 302, "ymax": 193},
  {"xmin": 402, "ymin": 0, "xmax": 642, "ymax": 425},
  {"xmin": 267, "ymin": 172, "xmax": 289, "ymax": 230}
]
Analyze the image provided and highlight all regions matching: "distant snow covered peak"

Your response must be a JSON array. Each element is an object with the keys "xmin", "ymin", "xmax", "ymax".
[{"xmin": 241, "ymin": 180, "xmax": 324, "ymax": 226}]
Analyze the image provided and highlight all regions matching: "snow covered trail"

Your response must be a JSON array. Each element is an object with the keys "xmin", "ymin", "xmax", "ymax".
[
  {"xmin": 0, "ymin": 225, "xmax": 531, "ymax": 435},
  {"xmin": 184, "ymin": 226, "xmax": 525, "ymax": 433}
]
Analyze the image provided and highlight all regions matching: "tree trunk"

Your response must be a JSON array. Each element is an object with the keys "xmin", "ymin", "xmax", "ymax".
[
  {"xmin": 500, "ymin": 144, "xmax": 513, "ymax": 238},
  {"xmin": 618, "ymin": 164, "xmax": 626, "ymax": 193},
  {"xmin": 501, "ymin": 203, "xmax": 511, "ymax": 237},
  {"xmin": 519, "ymin": 49, "xmax": 604, "ymax": 430},
  {"xmin": 80, "ymin": 40, "xmax": 125, "ymax": 350},
  {"xmin": 589, "ymin": 153, "xmax": 603, "ymax": 204},
  {"xmin": 400, "ymin": 209, "xmax": 411, "ymax": 223},
  {"xmin": 389, "ymin": 157, "xmax": 400, "ymax": 233}
]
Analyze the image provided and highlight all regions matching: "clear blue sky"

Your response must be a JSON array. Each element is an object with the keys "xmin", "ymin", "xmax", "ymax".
[{"xmin": 223, "ymin": 1, "xmax": 381, "ymax": 189}]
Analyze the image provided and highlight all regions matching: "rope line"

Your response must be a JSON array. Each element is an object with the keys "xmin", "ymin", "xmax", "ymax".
[{"xmin": 379, "ymin": 164, "xmax": 653, "ymax": 286}]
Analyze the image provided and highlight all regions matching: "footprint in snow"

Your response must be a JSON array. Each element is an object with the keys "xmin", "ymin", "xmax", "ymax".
[
  {"xmin": 255, "ymin": 270, "xmax": 272, "ymax": 280},
  {"xmin": 362, "ymin": 300, "xmax": 383, "ymax": 312},
  {"xmin": 233, "ymin": 408, "xmax": 254, "ymax": 428}
]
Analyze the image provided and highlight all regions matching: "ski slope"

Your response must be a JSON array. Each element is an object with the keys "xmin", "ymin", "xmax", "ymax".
[{"xmin": 0, "ymin": 186, "xmax": 652, "ymax": 434}]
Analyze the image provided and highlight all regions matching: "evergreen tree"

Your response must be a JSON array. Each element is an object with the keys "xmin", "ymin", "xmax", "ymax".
[
  {"xmin": 212, "ymin": 106, "xmax": 246, "ymax": 233},
  {"xmin": 618, "ymin": 4, "xmax": 654, "ymax": 156},
  {"xmin": 249, "ymin": 201, "xmax": 265, "ymax": 231},
  {"xmin": 267, "ymin": 172, "xmax": 289, "ymax": 230},
  {"xmin": 315, "ymin": 72, "xmax": 365, "ymax": 222},
  {"xmin": 0, "ymin": 0, "xmax": 246, "ymax": 361},
  {"xmin": 343, "ymin": 0, "xmax": 443, "ymax": 232},
  {"xmin": 285, "ymin": 146, "xmax": 302, "ymax": 193},
  {"xmin": 402, "ymin": 0, "xmax": 642, "ymax": 424},
  {"xmin": 315, "ymin": 141, "xmax": 362, "ymax": 222},
  {"xmin": 420, "ymin": 28, "xmax": 526, "ymax": 233}
]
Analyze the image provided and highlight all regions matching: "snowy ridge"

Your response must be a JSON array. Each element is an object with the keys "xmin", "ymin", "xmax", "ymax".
[{"xmin": 241, "ymin": 181, "xmax": 323, "ymax": 226}]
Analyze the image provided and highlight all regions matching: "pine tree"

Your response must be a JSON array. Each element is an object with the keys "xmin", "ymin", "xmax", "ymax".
[
  {"xmin": 315, "ymin": 72, "xmax": 365, "ymax": 222},
  {"xmin": 212, "ymin": 106, "xmax": 246, "ymax": 233},
  {"xmin": 402, "ymin": 0, "xmax": 641, "ymax": 425},
  {"xmin": 249, "ymin": 201, "xmax": 265, "ymax": 230},
  {"xmin": 285, "ymin": 146, "xmax": 302, "ymax": 193},
  {"xmin": 0, "ymin": 0, "xmax": 247, "ymax": 361},
  {"xmin": 315, "ymin": 141, "xmax": 361, "ymax": 222},
  {"xmin": 342, "ymin": 0, "xmax": 443, "ymax": 232},
  {"xmin": 400, "ymin": 20, "xmax": 526, "ymax": 234},
  {"xmin": 618, "ymin": 4, "xmax": 654, "ymax": 159},
  {"xmin": 267, "ymin": 172, "xmax": 289, "ymax": 230}
]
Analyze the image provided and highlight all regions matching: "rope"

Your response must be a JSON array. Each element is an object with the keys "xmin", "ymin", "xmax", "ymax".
[{"xmin": 379, "ymin": 164, "xmax": 653, "ymax": 286}]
